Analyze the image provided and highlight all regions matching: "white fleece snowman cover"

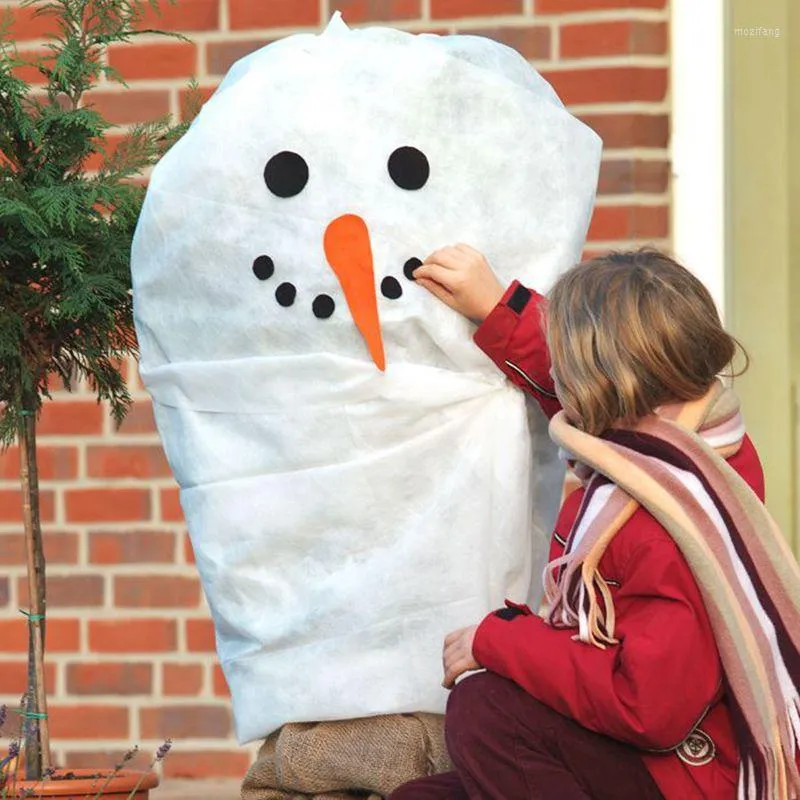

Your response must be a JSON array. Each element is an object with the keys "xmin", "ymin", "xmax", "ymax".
[{"xmin": 131, "ymin": 14, "xmax": 602, "ymax": 745}]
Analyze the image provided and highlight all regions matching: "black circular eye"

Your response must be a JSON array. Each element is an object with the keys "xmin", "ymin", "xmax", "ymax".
[
  {"xmin": 312, "ymin": 294, "xmax": 335, "ymax": 319},
  {"xmin": 403, "ymin": 257, "xmax": 423, "ymax": 281},
  {"xmin": 275, "ymin": 282, "xmax": 297, "ymax": 307},
  {"xmin": 388, "ymin": 147, "xmax": 429, "ymax": 191},
  {"xmin": 264, "ymin": 152, "xmax": 309, "ymax": 198},
  {"xmin": 252, "ymin": 255, "xmax": 274, "ymax": 281},
  {"xmin": 381, "ymin": 277, "xmax": 402, "ymax": 300}
]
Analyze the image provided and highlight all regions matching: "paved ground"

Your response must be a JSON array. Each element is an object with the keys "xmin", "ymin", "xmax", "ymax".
[{"xmin": 157, "ymin": 778, "xmax": 241, "ymax": 799}]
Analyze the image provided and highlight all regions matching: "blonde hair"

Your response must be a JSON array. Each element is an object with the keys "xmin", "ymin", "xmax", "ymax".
[{"xmin": 546, "ymin": 249, "xmax": 747, "ymax": 435}]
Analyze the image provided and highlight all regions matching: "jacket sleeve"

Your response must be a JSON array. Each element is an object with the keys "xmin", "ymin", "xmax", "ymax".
[
  {"xmin": 472, "ymin": 531, "xmax": 723, "ymax": 751},
  {"xmin": 473, "ymin": 280, "xmax": 561, "ymax": 419}
]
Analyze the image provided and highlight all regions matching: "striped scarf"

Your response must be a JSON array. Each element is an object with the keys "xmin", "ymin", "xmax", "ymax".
[{"xmin": 544, "ymin": 381, "xmax": 800, "ymax": 800}]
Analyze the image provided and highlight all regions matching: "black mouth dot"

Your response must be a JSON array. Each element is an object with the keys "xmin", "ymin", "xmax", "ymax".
[
  {"xmin": 381, "ymin": 276, "xmax": 402, "ymax": 300},
  {"xmin": 252, "ymin": 255, "xmax": 275, "ymax": 281},
  {"xmin": 403, "ymin": 258, "xmax": 423, "ymax": 281},
  {"xmin": 312, "ymin": 294, "xmax": 335, "ymax": 319},
  {"xmin": 275, "ymin": 282, "xmax": 297, "ymax": 307}
]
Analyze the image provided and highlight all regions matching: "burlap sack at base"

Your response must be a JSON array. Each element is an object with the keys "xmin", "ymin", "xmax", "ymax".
[{"xmin": 241, "ymin": 713, "xmax": 450, "ymax": 800}]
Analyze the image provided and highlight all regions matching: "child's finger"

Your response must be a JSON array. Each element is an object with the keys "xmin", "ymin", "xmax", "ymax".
[
  {"xmin": 423, "ymin": 247, "xmax": 464, "ymax": 271},
  {"xmin": 442, "ymin": 638, "xmax": 461, "ymax": 665},
  {"xmin": 442, "ymin": 655, "xmax": 471, "ymax": 689},
  {"xmin": 453, "ymin": 243, "xmax": 481, "ymax": 258},
  {"xmin": 413, "ymin": 264, "xmax": 456, "ymax": 292},
  {"xmin": 415, "ymin": 278, "xmax": 454, "ymax": 307}
]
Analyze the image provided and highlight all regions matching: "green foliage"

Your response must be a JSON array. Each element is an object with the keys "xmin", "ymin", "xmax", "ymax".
[{"xmin": 0, "ymin": 0, "xmax": 200, "ymax": 444}]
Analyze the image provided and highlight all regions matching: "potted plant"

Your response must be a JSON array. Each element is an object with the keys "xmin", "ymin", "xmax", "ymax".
[{"xmin": 0, "ymin": 0, "xmax": 198, "ymax": 795}]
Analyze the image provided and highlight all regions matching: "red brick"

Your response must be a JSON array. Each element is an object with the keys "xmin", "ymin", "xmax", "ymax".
[
  {"xmin": 330, "ymin": 0, "xmax": 421, "ymax": 22},
  {"xmin": 561, "ymin": 21, "xmax": 667, "ymax": 59},
  {"xmin": 110, "ymin": 356, "xmax": 134, "ymax": 386},
  {"xmin": 13, "ymin": 51, "xmax": 52, "ymax": 85},
  {"xmin": 89, "ymin": 530, "xmax": 176, "ymax": 564},
  {"xmin": 63, "ymin": 748, "xmax": 152, "ymax": 771},
  {"xmin": 0, "ymin": 660, "xmax": 57, "ymax": 695},
  {"xmin": 18, "ymin": 575, "xmax": 105, "ymax": 608},
  {"xmin": 206, "ymin": 39, "xmax": 274, "ymax": 76},
  {"xmin": 543, "ymin": 67, "xmax": 668, "ymax": 105},
  {"xmin": 183, "ymin": 532, "xmax": 196, "ymax": 565},
  {"xmin": 38, "ymin": 400, "xmax": 104, "ymax": 435},
  {"xmin": 108, "ymin": 42, "xmax": 198, "ymax": 81},
  {"xmin": 581, "ymin": 248, "xmax": 611, "ymax": 262},
  {"xmin": 579, "ymin": 113, "xmax": 669, "ymax": 150},
  {"xmin": 86, "ymin": 90, "xmax": 171, "ymax": 126},
  {"xmin": 0, "ymin": 532, "xmax": 79, "ymax": 566},
  {"xmin": 66, "ymin": 662, "xmax": 153, "ymax": 695},
  {"xmin": 65, "ymin": 488, "xmax": 151, "ymax": 523},
  {"xmin": 0, "ymin": 445, "xmax": 78, "ymax": 481},
  {"xmin": 162, "ymin": 663, "xmax": 204, "ymax": 696},
  {"xmin": 0, "ymin": 489, "xmax": 55, "ymax": 523},
  {"xmin": 179, "ymin": 84, "xmax": 218, "ymax": 121},
  {"xmin": 45, "ymin": 369, "xmax": 76, "ymax": 393},
  {"xmin": 536, "ymin": 0, "xmax": 664, "ymax": 10},
  {"xmin": 89, "ymin": 619, "xmax": 177, "ymax": 653},
  {"xmin": 138, "ymin": 0, "xmax": 219, "ymax": 31},
  {"xmin": 463, "ymin": 25, "xmax": 551, "ymax": 59},
  {"xmin": 87, "ymin": 445, "xmax": 171, "ymax": 479},
  {"xmin": 628, "ymin": 205, "xmax": 669, "ymax": 238},
  {"xmin": 212, "ymin": 663, "xmax": 230, "ymax": 697},
  {"xmin": 0, "ymin": 576, "xmax": 8, "ymax": 607},
  {"xmin": 163, "ymin": 749, "xmax": 251, "ymax": 779},
  {"xmin": 114, "ymin": 575, "xmax": 200, "ymax": 608},
  {"xmin": 587, "ymin": 205, "xmax": 631, "ymax": 240},
  {"xmin": 0, "ymin": 618, "xmax": 80, "ymax": 653},
  {"xmin": 229, "ymin": 0, "xmax": 319, "ymax": 30},
  {"xmin": 186, "ymin": 619, "xmax": 216, "ymax": 652},
  {"xmin": 49, "ymin": 704, "xmax": 129, "ymax": 739},
  {"xmin": 84, "ymin": 133, "xmax": 128, "ymax": 173},
  {"xmin": 598, "ymin": 159, "xmax": 670, "ymax": 195},
  {"xmin": 139, "ymin": 704, "xmax": 231, "ymax": 739},
  {"xmin": 116, "ymin": 400, "xmax": 158, "ymax": 435},
  {"xmin": 160, "ymin": 487, "xmax": 184, "ymax": 522},
  {"xmin": 432, "ymin": 0, "xmax": 521, "ymax": 17},
  {"xmin": 587, "ymin": 204, "xmax": 669, "ymax": 241},
  {"xmin": 8, "ymin": 4, "xmax": 60, "ymax": 40}
]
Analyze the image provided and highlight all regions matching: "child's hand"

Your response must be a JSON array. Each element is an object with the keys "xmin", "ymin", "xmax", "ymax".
[
  {"xmin": 414, "ymin": 244, "xmax": 506, "ymax": 323},
  {"xmin": 442, "ymin": 625, "xmax": 480, "ymax": 689}
]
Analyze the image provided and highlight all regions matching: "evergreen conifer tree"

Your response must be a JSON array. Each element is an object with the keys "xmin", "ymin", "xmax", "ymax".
[{"xmin": 0, "ymin": 0, "xmax": 198, "ymax": 780}]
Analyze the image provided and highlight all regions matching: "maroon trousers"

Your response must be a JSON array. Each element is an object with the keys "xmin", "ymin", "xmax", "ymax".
[{"xmin": 389, "ymin": 672, "xmax": 664, "ymax": 800}]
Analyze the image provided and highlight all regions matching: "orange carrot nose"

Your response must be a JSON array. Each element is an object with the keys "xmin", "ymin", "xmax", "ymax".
[{"xmin": 323, "ymin": 214, "xmax": 386, "ymax": 371}]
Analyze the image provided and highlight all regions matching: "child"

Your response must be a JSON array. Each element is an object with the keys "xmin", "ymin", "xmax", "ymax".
[{"xmin": 389, "ymin": 247, "xmax": 800, "ymax": 800}]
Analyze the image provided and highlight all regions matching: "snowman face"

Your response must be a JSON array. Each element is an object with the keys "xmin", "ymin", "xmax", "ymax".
[
  {"xmin": 133, "ymin": 19, "xmax": 601, "ymax": 376},
  {"xmin": 256, "ymin": 144, "xmax": 431, "ymax": 370}
]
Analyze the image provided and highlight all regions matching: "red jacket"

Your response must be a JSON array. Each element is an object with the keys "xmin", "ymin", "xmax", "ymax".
[{"xmin": 471, "ymin": 281, "xmax": 766, "ymax": 800}]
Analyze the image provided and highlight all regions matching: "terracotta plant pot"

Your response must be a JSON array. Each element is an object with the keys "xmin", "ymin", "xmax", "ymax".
[{"xmin": 6, "ymin": 767, "xmax": 159, "ymax": 798}]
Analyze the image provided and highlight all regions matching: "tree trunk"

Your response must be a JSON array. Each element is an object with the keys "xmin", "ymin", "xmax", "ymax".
[{"xmin": 19, "ymin": 406, "xmax": 51, "ymax": 780}]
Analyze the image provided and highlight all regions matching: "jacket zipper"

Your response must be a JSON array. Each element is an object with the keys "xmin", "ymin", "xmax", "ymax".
[{"xmin": 504, "ymin": 360, "xmax": 559, "ymax": 399}]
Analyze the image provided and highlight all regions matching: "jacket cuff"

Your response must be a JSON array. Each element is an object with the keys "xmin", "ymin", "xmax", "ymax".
[
  {"xmin": 473, "ymin": 600, "xmax": 534, "ymax": 665},
  {"xmin": 473, "ymin": 280, "xmax": 525, "ymax": 352}
]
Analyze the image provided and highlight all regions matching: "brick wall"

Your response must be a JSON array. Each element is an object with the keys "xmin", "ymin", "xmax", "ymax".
[{"xmin": 0, "ymin": 0, "xmax": 670, "ymax": 781}]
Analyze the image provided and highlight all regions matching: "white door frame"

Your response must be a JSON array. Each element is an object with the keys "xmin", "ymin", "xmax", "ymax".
[{"xmin": 670, "ymin": 0, "xmax": 728, "ymax": 316}]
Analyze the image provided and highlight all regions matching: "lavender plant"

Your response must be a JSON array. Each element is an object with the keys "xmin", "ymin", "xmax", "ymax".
[{"xmin": 1, "ymin": 704, "xmax": 174, "ymax": 798}]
